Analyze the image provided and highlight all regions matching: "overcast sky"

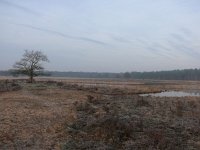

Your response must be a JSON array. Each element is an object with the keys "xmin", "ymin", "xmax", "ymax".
[{"xmin": 0, "ymin": 0, "xmax": 200, "ymax": 72}]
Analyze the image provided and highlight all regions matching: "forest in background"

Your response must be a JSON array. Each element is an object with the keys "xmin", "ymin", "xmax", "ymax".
[{"xmin": 1, "ymin": 68, "xmax": 200, "ymax": 80}]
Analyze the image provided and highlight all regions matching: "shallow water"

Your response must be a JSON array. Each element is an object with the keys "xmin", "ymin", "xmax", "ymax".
[{"xmin": 140, "ymin": 91, "xmax": 200, "ymax": 97}]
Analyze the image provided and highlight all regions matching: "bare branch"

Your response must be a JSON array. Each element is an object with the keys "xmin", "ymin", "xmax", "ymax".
[{"xmin": 13, "ymin": 50, "xmax": 49, "ymax": 83}]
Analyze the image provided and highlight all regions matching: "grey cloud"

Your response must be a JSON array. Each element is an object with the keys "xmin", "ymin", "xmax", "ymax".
[
  {"xmin": 155, "ymin": 44, "xmax": 171, "ymax": 52},
  {"xmin": 135, "ymin": 39, "xmax": 179, "ymax": 59},
  {"xmin": 0, "ymin": 0, "xmax": 41, "ymax": 16},
  {"xmin": 12, "ymin": 23, "xmax": 109, "ymax": 46},
  {"xmin": 146, "ymin": 47, "xmax": 169, "ymax": 58},
  {"xmin": 77, "ymin": 37, "xmax": 108, "ymax": 45},
  {"xmin": 180, "ymin": 28, "xmax": 194, "ymax": 37},
  {"xmin": 146, "ymin": 45, "xmax": 174, "ymax": 59},
  {"xmin": 167, "ymin": 29, "xmax": 200, "ymax": 59},
  {"xmin": 151, "ymin": 43, "xmax": 171, "ymax": 52},
  {"xmin": 112, "ymin": 36, "xmax": 131, "ymax": 43},
  {"xmin": 180, "ymin": 46, "xmax": 200, "ymax": 59},
  {"xmin": 133, "ymin": 39, "xmax": 161, "ymax": 54},
  {"xmin": 136, "ymin": 40, "xmax": 176, "ymax": 59},
  {"xmin": 135, "ymin": 38, "xmax": 149, "ymax": 45},
  {"xmin": 171, "ymin": 33, "xmax": 187, "ymax": 43},
  {"xmin": 167, "ymin": 40, "xmax": 200, "ymax": 59}
]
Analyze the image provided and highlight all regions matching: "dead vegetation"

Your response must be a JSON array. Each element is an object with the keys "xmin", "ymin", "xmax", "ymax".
[
  {"xmin": 64, "ymin": 95, "xmax": 200, "ymax": 149},
  {"xmin": 0, "ymin": 80, "xmax": 21, "ymax": 92},
  {"xmin": 1, "ymin": 78, "xmax": 200, "ymax": 149}
]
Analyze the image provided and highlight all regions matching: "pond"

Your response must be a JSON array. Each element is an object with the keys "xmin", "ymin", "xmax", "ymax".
[{"xmin": 139, "ymin": 91, "xmax": 200, "ymax": 97}]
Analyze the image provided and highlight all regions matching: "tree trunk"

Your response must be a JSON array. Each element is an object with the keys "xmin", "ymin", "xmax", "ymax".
[
  {"xmin": 30, "ymin": 75, "xmax": 33, "ymax": 83},
  {"xmin": 30, "ymin": 69, "xmax": 33, "ymax": 83}
]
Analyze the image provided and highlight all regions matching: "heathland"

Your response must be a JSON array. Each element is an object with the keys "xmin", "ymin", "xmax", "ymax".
[{"xmin": 1, "ymin": 78, "xmax": 200, "ymax": 149}]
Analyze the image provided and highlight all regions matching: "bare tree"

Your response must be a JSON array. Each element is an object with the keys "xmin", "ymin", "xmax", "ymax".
[{"xmin": 13, "ymin": 50, "xmax": 49, "ymax": 83}]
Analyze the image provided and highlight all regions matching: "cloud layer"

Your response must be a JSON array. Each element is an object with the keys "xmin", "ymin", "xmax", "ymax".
[{"xmin": 0, "ymin": 0, "xmax": 200, "ymax": 72}]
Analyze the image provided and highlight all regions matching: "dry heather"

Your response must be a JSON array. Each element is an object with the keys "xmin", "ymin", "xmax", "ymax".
[
  {"xmin": 1, "ymin": 78, "xmax": 200, "ymax": 149},
  {"xmin": 64, "ymin": 95, "xmax": 200, "ymax": 149},
  {"xmin": 0, "ymin": 80, "xmax": 91, "ymax": 149}
]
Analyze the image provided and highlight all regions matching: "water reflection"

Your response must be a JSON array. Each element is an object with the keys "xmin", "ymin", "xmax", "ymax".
[{"xmin": 140, "ymin": 91, "xmax": 200, "ymax": 97}]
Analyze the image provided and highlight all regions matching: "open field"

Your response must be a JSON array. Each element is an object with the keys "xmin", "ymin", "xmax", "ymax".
[{"xmin": 1, "ymin": 78, "xmax": 200, "ymax": 149}]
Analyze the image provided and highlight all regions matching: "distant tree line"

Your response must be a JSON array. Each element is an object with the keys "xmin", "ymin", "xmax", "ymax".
[
  {"xmin": 0, "ymin": 71, "xmax": 11, "ymax": 76},
  {"xmin": 45, "ymin": 71, "xmax": 120, "ymax": 78},
  {"xmin": 1, "ymin": 68, "xmax": 200, "ymax": 81},
  {"xmin": 125, "ymin": 69, "xmax": 200, "ymax": 80}
]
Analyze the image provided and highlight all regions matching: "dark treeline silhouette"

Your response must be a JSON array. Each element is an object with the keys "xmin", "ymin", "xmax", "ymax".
[
  {"xmin": 0, "ymin": 71, "xmax": 11, "ymax": 76},
  {"xmin": 46, "ymin": 71, "xmax": 120, "ymax": 78},
  {"xmin": 128, "ymin": 69, "xmax": 200, "ymax": 80},
  {"xmin": 1, "ymin": 68, "xmax": 200, "ymax": 80}
]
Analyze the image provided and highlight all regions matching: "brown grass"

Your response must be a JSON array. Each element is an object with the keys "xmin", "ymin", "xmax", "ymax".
[
  {"xmin": 0, "ymin": 81, "xmax": 93, "ymax": 149},
  {"xmin": 1, "ymin": 78, "xmax": 200, "ymax": 149}
]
